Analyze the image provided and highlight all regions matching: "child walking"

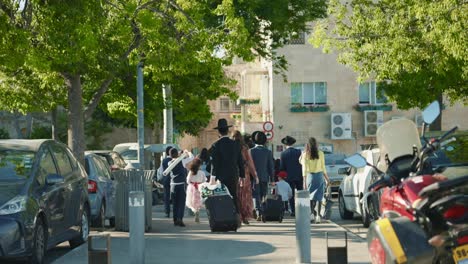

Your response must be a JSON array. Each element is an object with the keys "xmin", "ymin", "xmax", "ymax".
[
  {"xmin": 275, "ymin": 171, "xmax": 293, "ymax": 213},
  {"xmin": 186, "ymin": 158, "xmax": 206, "ymax": 222}
]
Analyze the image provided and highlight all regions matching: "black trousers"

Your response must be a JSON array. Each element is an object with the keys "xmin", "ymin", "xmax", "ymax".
[
  {"xmin": 287, "ymin": 178, "xmax": 304, "ymax": 214},
  {"xmin": 254, "ymin": 181, "xmax": 268, "ymax": 215},
  {"xmin": 172, "ymin": 184, "xmax": 186, "ymax": 220},
  {"xmin": 222, "ymin": 179, "xmax": 239, "ymax": 213}
]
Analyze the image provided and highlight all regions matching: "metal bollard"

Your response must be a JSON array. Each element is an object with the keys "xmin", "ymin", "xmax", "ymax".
[
  {"xmin": 129, "ymin": 191, "xmax": 145, "ymax": 264},
  {"xmin": 88, "ymin": 234, "xmax": 111, "ymax": 264},
  {"xmin": 295, "ymin": 190, "xmax": 311, "ymax": 264}
]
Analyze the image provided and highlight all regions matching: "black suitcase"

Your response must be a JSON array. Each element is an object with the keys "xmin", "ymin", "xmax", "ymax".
[
  {"xmin": 261, "ymin": 194, "xmax": 284, "ymax": 223},
  {"xmin": 205, "ymin": 195, "xmax": 239, "ymax": 232}
]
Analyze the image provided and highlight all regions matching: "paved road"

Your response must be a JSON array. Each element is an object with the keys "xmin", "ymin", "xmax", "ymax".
[{"xmin": 3, "ymin": 198, "xmax": 370, "ymax": 263}]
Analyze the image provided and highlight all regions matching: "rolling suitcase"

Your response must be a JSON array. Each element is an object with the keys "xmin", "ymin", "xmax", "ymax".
[
  {"xmin": 205, "ymin": 195, "xmax": 239, "ymax": 232},
  {"xmin": 261, "ymin": 194, "xmax": 284, "ymax": 223}
]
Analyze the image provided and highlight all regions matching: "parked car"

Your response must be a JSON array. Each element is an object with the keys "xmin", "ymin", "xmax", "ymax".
[
  {"xmin": 338, "ymin": 148, "xmax": 381, "ymax": 227},
  {"xmin": 86, "ymin": 150, "xmax": 126, "ymax": 172},
  {"xmin": 84, "ymin": 153, "xmax": 117, "ymax": 227},
  {"xmin": 113, "ymin": 143, "xmax": 179, "ymax": 170},
  {"xmin": 324, "ymin": 153, "xmax": 348, "ymax": 193},
  {"xmin": 0, "ymin": 139, "xmax": 89, "ymax": 263}
]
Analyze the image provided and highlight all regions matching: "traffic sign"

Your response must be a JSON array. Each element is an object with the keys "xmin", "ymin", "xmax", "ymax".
[
  {"xmin": 265, "ymin": 131, "xmax": 274, "ymax": 141},
  {"xmin": 263, "ymin": 121, "xmax": 274, "ymax": 131}
]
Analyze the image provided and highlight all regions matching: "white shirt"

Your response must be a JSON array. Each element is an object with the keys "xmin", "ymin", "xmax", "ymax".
[
  {"xmin": 275, "ymin": 180, "xmax": 293, "ymax": 202},
  {"xmin": 187, "ymin": 170, "xmax": 206, "ymax": 184}
]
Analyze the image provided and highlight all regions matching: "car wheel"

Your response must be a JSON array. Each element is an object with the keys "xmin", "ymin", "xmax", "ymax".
[
  {"xmin": 30, "ymin": 217, "xmax": 46, "ymax": 264},
  {"xmin": 92, "ymin": 202, "xmax": 105, "ymax": 227},
  {"xmin": 338, "ymin": 193, "xmax": 353, "ymax": 220},
  {"xmin": 361, "ymin": 202, "xmax": 371, "ymax": 228},
  {"xmin": 69, "ymin": 207, "xmax": 89, "ymax": 249}
]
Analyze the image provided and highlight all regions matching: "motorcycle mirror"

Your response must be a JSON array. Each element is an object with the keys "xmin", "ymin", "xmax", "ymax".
[
  {"xmin": 422, "ymin": 100, "xmax": 440, "ymax": 125},
  {"xmin": 344, "ymin": 153, "xmax": 367, "ymax": 168}
]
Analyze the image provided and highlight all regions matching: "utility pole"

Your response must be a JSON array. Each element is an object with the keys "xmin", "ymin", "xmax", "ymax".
[
  {"xmin": 163, "ymin": 84, "xmax": 173, "ymax": 145},
  {"xmin": 137, "ymin": 62, "xmax": 145, "ymax": 170}
]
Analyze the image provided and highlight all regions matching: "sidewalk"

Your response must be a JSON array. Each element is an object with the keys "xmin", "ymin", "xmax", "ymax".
[{"xmin": 55, "ymin": 205, "xmax": 370, "ymax": 264}]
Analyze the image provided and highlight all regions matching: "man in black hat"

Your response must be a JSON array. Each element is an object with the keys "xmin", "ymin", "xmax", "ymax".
[
  {"xmin": 210, "ymin": 118, "xmax": 245, "ymax": 212},
  {"xmin": 280, "ymin": 135, "xmax": 303, "ymax": 217},
  {"xmin": 250, "ymin": 131, "xmax": 274, "ymax": 220}
]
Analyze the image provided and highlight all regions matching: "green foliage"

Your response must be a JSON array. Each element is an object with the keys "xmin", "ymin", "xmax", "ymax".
[
  {"xmin": 30, "ymin": 126, "xmax": 51, "ymax": 139},
  {"xmin": 0, "ymin": 128, "xmax": 10, "ymax": 139},
  {"xmin": 0, "ymin": 0, "xmax": 327, "ymax": 154},
  {"xmin": 311, "ymin": 0, "xmax": 468, "ymax": 109}
]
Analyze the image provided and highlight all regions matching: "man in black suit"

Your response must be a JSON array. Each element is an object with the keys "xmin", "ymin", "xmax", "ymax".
[
  {"xmin": 210, "ymin": 118, "xmax": 245, "ymax": 212},
  {"xmin": 280, "ymin": 136, "xmax": 303, "ymax": 217}
]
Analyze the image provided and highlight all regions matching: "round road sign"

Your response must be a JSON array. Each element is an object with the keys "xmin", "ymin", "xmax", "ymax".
[{"xmin": 263, "ymin": 121, "xmax": 274, "ymax": 131}]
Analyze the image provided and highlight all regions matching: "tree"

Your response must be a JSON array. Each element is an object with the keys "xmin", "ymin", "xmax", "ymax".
[
  {"xmin": 310, "ymin": 0, "xmax": 467, "ymax": 113},
  {"xmin": 0, "ymin": 0, "xmax": 327, "ymax": 162}
]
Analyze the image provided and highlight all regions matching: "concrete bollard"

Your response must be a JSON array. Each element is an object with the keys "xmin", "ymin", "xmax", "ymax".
[
  {"xmin": 295, "ymin": 190, "xmax": 311, "ymax": 264},
  {"xmin": 129, "ymin": 191, "xmax": 145, "ymax": 264}
]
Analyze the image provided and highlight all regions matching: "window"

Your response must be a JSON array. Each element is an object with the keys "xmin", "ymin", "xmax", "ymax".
[
  {"xmin": 231, "ymin": 100, "xmax": 241, "ymax": 112},
  {"xmin": 288, "ymin": 32, "xmax": 305, "ymax": 45},
  {"xmin": 219, "ymin": 98, "xmax": 230, "ymax": 112},
  {"xmin": 51, "ymin": 145, "xmax": 73, "ymax": 177},
  {"xmin": 291, "ymin": 82, "xmax": 327, "ymax": 105},
  {"xmin": 359, "ymin": 82, "xmax": 387, "ymax": 104},
  {"xmin": 218, "ymin": 98, "xmax": 241, "ymax": 112},
  {"xmin": 37, "ymin": 149, "xmax": 57, "ymax": 185}
]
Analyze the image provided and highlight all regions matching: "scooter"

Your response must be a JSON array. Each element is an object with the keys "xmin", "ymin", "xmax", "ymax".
[{"xmin": 345, "ymin": 100, "xmax": 468, "ymax": 263}]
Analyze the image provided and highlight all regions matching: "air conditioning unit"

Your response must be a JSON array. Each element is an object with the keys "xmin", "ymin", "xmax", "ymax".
[
  {"xmin": 364, "ymin": 110, "xmax": 384, "ymax": 137},
  {"xmin": 331, "ymin": 113, "xmax": 352, "ymax": 140},
  {"xmin": 415, "ymin": 114, "xmax": 424, "ymax": 127}
]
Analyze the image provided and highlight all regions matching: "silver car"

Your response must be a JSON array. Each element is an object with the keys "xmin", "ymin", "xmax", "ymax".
[
  {"xmin": 325, "ymin": 153, "xmax": 348, "ymax": 193},
  {"xmin": 84, "ymin": 153, "xmax": 117, "ymax": 227}
]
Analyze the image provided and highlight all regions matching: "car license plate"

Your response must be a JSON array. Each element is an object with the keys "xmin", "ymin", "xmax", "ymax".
[
  {"xmin": 453, "ymin": 244, "xmax": 468, "ymax": 263},
  {"xmin": 331, "ymin": 181, "xmax": 340, "ymax": 187}
]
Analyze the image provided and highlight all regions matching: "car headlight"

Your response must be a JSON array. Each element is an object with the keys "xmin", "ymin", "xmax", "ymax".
[{"xmin": 0, "ymin": 195, "xmax": 27, "ymax": 215}]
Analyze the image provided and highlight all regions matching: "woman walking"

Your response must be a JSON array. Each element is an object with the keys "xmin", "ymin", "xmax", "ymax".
[
  {"xmin": 299, "ymin": 137, "xmax": 330, "ymax": 224},
  {"xmin": 186, "ymin": 158, "xmax": 206, "ymax": 222},
  {"xmin": 232, "ymin": 130, "xmax": 259, "ymax": 225}
]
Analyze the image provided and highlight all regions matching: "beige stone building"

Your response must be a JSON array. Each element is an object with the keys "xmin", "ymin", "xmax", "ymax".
[{"xmin": 180, "ymin": 32, "xmax": 468, "ymax": 157}]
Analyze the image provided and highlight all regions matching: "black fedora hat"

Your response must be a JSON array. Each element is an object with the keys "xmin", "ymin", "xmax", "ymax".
[
  {"xmin": 281, "ymin": 136, "xmax": 296, "ymax": 146},
  {"xmin": 253, "ymin": 131, "xmax": 267, "ymax": 145},
  {"xmin": 213, "ymin": 118, "xmax": 232, "ymax": 129}
]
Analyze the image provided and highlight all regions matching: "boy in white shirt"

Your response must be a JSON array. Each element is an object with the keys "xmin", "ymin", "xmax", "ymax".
[{"xmin": 275, "ymin": 171, "xmax": 293, "ymax": 213}]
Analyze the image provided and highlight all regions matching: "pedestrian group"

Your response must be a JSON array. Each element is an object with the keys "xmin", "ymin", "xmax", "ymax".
[{"xmin": 161, "ymin": 118, "xmax": 330, "ymax": 227}]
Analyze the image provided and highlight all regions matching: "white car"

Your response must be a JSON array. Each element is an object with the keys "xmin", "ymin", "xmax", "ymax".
[{"xmin": 338, "ymin": 148, "xmax": 380, "ymax": 227}]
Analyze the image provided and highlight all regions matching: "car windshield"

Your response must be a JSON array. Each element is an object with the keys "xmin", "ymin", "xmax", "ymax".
[
  {"xmin": 0, "ymin": 148, "xmax": 36, "ymax": 180},
  {"xmin": 120, "ymin": 149, "xmax": 138, "ymax": 161},
  {"xmin": 325, "ymin": 154, "xmax": 347, "ymax": 165}
]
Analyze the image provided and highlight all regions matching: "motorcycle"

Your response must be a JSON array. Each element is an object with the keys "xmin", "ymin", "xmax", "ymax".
[{"xmin": 345, "ymin": 100, "xmax": 468, "ymax": 264}]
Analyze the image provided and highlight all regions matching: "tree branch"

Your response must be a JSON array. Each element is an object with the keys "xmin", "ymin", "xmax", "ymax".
[
  {"xmin": 168, "ymin": 0, "xmax": 195, "ymax": 24},
  {"xmin": 84, "ymin": 18, "xmax": 144, "ymax": 120}
]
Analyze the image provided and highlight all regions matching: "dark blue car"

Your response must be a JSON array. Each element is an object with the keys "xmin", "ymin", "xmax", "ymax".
[{"xmin": 0, "ymin": 139, "xmax": 90, "ymax": 263}]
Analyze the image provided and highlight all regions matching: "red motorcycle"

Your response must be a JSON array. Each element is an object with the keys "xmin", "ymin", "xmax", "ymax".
[{"xmin": 345, "ymin": 101, "xmax": 468, "ymax": 264}]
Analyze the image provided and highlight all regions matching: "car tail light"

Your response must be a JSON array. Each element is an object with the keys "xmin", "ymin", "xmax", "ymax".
[
  {"xmin": 88, "ymin": 180, "xmax": 97, "ymax": 193},
  {"xmin": 443, "ymin": 204, "xmax": 467, "ymax": 220},
  {"xmin": 369, "ymin": 237, "xmax": 386, "ymax": 264}
]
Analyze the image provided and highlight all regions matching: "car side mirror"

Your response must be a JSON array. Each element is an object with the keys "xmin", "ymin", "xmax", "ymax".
[
  {"xmin": 338, "ymin": 167, "xmax": 351, "ymax": 175},
  {"xmin": 46, "ymin": 173, "xmax": 65, "ymax": 185}
]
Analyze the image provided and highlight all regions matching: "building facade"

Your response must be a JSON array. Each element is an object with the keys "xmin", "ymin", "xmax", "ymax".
[{"xmin": 179, "ymin": 33, "xmax": 468, "ymax": 157}]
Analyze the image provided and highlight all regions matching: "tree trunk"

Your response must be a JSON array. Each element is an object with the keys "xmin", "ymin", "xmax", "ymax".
[
  {"xmin": 64, "ymin": 73, "xmax": 85, "ymax": 165},
  {"xmin": 153, "ymin": 121, "xmax": 162, "ymax": 168}
]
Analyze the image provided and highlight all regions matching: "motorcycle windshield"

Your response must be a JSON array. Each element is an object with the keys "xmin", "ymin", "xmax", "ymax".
[{"xmin": 377, "ymin": 119, "xmax": 421, "ymax": 165}]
